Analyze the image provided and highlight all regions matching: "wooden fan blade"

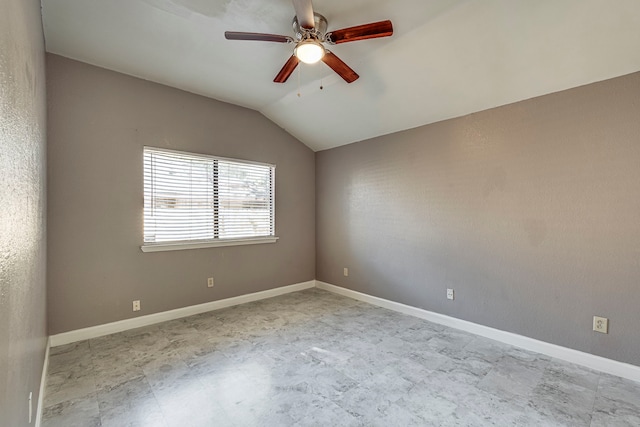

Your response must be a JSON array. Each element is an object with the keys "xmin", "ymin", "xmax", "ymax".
[
  {"xmin": 225, "ymin": 31, "xmax": 293, "ymax": 43},
  {"xmin": 328, "ymin": 20, "xmax": 393, "ymax": 44},
  {"xmin": 293, "ymin": 0, "xmax": 315, "ymax": 29},
  {"xmin": 322, "ymin": 51, "xmax": 359, "ymax": 83},
  {"xmin": 274, "ymin": 55, "xmax": 300, "ymax": 83}
]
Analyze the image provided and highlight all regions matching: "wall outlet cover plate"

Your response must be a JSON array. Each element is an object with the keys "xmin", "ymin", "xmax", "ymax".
[{"xmin": 593, "ymin": 316, "xmax": 608, "ymax": 333}]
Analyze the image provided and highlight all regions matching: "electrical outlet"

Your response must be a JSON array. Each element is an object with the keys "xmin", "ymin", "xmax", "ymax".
[
  {"xmin": 133, "ymin": 300, "xmax": 141, "ymax": 312},
  {"xmin": 207, "ymin": 277, "xmax": 214, "ymax": 288},
  {"xmin": 447, "ymin": 289, "xmax": 454, "ymax": 300},
  {"xmin": 593, "ymin": 316, "xmax": 608, "ymax": 333},
  {"xmin": 343, "ymin": 267, "xmax": 349, "ymax": 277}
]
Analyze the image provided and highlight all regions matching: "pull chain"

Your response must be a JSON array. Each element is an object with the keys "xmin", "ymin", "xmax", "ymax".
[{"xmin": 297, "ymin": 65, "xmax": 301, "ymax": 97}]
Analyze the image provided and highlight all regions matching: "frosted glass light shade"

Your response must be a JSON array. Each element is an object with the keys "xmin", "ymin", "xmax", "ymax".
[{"xmin": 295, "ymin": 40, "xmax": 325, "ymax": 64}]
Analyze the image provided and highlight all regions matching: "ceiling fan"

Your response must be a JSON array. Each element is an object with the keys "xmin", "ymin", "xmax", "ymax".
[{"xmin": 224, "ymin": 0, "xmax": 393, "ymax": 84}]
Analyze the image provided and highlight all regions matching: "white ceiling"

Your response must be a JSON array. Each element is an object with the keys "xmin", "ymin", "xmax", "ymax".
[{"xmin": 41, "ymin": 0, "xmax": 640, "ymax": 151}]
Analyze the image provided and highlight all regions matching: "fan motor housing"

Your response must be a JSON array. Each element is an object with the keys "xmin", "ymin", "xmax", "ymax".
[{"xmin": 293, "ymin": 13, "xmax": 328, "ymax": 40}]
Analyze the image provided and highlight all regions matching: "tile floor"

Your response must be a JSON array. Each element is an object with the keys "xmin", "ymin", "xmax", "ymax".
[{"xmin": 42, "ymin": 288, "xmax": 640, "ymax": 426}]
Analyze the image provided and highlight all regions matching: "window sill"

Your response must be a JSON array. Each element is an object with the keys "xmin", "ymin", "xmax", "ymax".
[{"xmin": 141, "ymin": 237, "xmax": 279, "ymax": 253}]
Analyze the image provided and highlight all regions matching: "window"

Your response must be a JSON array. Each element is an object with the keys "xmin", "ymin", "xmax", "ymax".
[{"xmin": 142, "ymin": 147, "xmax": 277, "ymax": 252}]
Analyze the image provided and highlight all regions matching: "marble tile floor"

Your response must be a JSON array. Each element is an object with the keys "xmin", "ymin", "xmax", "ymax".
[{"xmin": 42, "ymin": 288, "xmax": 640, "ymax": 427}]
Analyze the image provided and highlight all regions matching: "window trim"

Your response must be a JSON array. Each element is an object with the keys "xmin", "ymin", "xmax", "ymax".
[
  {"xmin": 141, "ymin": 147, "xmax": 277, "ymax": 252},
  {"xmin": 141, "ymin": 236, "xmax": 279, "ymax": 252}
]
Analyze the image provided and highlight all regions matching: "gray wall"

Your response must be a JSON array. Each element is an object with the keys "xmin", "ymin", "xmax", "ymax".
[
  {"xmin": 47, "ymin": 54, "xmax": 315, "ymax": 334},
  {"xmin": 0, "ymin": 0, "xmax": 48, "ymax": 425},
  {"xmin": 316, "ymin": 72, "xmax": 640, "ymax": 366}
]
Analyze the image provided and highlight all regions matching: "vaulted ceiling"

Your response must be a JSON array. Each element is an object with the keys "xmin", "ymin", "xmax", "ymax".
[{"xmin": 41, "ymin": 0, "xmax": 640, "ymax": 151}]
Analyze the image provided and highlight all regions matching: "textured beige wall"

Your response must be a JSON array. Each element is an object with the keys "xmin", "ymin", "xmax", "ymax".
[
  {"xmin": 0, "ymin": 0, "xmax": 48, "ymax": 425},
  {"xmin": 317, "ymin": 72, "xmax": 640, "ymax": 366},
  {"xmin": 47, "ymin": 54, "xmax": 315, "ymax": 334}
]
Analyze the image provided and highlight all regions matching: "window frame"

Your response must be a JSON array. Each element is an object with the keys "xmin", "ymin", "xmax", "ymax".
[{"xmin": 141, "ymin": 146, "xmax": 278, "ymax": 253}]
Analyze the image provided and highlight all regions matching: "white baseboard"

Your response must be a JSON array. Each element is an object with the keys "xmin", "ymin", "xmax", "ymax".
[
  {"xmin": 315, "ymin": 281, "xmax": 640, "ymax": 383},
  {"xmin": 50, "ymin": 281, "xmax": 315, "ymax": 347},
  {"xmin": 35, "ymin": 337, "xmax": 50, "ymax": 427}
]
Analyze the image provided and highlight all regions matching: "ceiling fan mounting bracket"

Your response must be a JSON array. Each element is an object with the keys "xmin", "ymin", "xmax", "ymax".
[{"xmin": 324, "ymin": 32, "xmax": 335, "ymax": 45}]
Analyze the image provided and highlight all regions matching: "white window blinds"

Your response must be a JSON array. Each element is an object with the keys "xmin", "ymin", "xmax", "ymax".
[{"xmin": 144, "ymin": 147, "xmax": 275, "ymax": 245}]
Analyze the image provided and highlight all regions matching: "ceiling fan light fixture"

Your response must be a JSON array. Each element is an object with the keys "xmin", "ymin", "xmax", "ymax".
[
  {"xmin": 225, "ymin": 2, "xmax": 393, "ymax": 83},
  {"xmin": 294, "ymin": 39, "xmax": 325, "ymax": 64}
]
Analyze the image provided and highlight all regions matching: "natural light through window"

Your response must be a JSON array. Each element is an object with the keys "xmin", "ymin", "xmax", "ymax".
[{"xmin": 142, "ymin": 147, "xmax": 277, "ymax": 252}]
